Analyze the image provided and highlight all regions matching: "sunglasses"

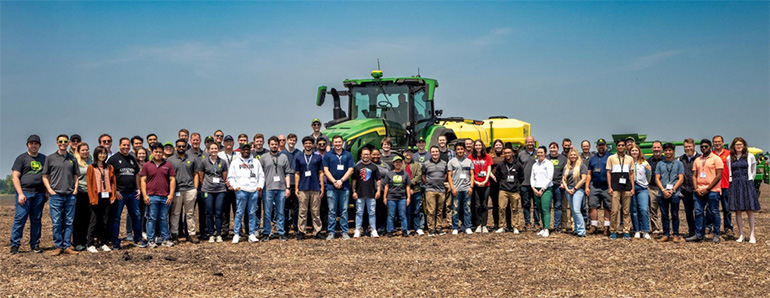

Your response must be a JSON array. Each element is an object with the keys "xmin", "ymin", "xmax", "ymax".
[
  {"xmin": 317, "ymin": 143, "xmax": 327, "ymax": 146},
  {"xmin": 176, "ymin": 145, "xmax": 186, "ymax": 148},
  {"xmin": 215, "ymin": 134, "xmax": 224, "ymax": 137},
  {"xmin": 57, "ymin": 140, "xmax": 69, "ymax": 144},
  {"xmin": 701, "ymin": 145, "xmax": 710, "ymax": 148},
  {"xmin": 312, "ymin": 123, "xmax": 321, "ymax": 126},
  {"xmin": 279, "ymin": 139, "xmax": 286, "ymax": 142},
  {"xmin": 101, "ymin": 140, "xmax": 112, "ymax": 143}
]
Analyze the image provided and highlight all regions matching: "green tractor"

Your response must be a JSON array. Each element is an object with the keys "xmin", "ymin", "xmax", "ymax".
[{"xmin": 315, "ymin": 70, "xmax": 530, "ymax": 159}]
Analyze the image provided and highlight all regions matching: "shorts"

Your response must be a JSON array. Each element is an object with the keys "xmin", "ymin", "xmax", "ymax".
[{"xmin": 588, "ymin": 187, "xmax": 611, "ymax": 209}]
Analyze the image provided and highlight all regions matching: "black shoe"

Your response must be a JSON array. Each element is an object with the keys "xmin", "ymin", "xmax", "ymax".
[
  {"xmin": 314, "ymin": 233, "xmax": 325, "ymax": 240},
  {"xmin": 684, "ymin": 235, "xmax": 703, "ymax": 242},
  {"xmin": 387, "ymin": 232, "xmax": 394, "ymax": 238},
  {"xmin": 713, "ymin": 236, "xmax": 721, "ymax": 243},
  {"xmin": 10, "ymin": 246, "xmax": 19, "ymax": 254},
  {"xmin": 297, "ymin": 233, "xmax": 305, "ymax": 241},
  {"xmin": 259, "ymin": 235, "xmax": 270, "ymax": 242},
  {"xmin": 402, "ymin": 232, "xmax": 409, "ymax": 237},
  {"xmin": 31, "ymin": 246, "xmax": 43, "ymax": 253},
  {"xmin": 170, "ymin": 233, "xmax": 179, "ymax": 243},
  {"xmin": 279, "ymin": 235, "xmax": 288, "ymax": 241}
]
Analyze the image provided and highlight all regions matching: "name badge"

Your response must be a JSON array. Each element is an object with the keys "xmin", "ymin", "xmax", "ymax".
[
  {"xmin": 459, "ymin": 174, "xmax": 467, "ymax": 179},
  {"xmin": 175, "ymin": 192, "xmax": 181, "ymax": 197},
  {"xmin": 619, "ymin": 178, "xmax": 627, "ymax": 184},
  {"xmin": 304, "ymin": 171, "xmax": 312, "ymax": 177},
  {"xmin": 699, "ymin": 172, "xmax": 707, "ymax": 178},
  {"xmin": 212, "ymin": 177, "xmax": 221, "ymax": 184},
  {"xmin": 250, "ymin": 173, "xmax": 256, "ymax": 178},
  {"xmin": 273, "ymin": 176, "xmax": 281, "ymax": 182},
  {"xmin": 478, "ymin": 171, "xmax": 487, "ymax": 177},
  {"xmin": 594, "ymin": 168, "xmax": 601, "ymax": 173},
  {"xmin": 336, "ymin": 164, "xmax": 345, "ymax": 171},
  {"xmin": 666, "ymin": 184, "xmax": 674, "ymax": 190},
  {"xmin": 507, "ymin": 175, "xmax": 515, "ymax": 183},
  {"xmin": 100, "ymin": 192, "xmax": 110, "ymax": 199}
]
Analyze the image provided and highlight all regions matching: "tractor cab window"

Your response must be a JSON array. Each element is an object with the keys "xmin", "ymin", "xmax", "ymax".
[
  {"xmin": 413, "ymin": 89, "xmax": 432, "ymax": 133},
  {"xmin": 351, "ymin": 84, "xmax": 409, "ymax": 123}
]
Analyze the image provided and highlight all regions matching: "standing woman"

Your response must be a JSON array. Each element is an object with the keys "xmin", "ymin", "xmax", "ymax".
[
  {"xmin": 86, "ymin": 146, "xmax": 116, "ymax": 253},
  {"xmin": 727, "ymin": 137, "xmax": 760, "ymax": 244},
  {"xmin": 629, "ymin": 144, "xmax": 652, "ymax": 240},
  {"xmin": 469, "ymin": 139, "xmax": 492, "ymax": 233},
  {"xmin": 488, "ymin": 139, "xmax": 506, "ymax": 231},
  {"xmin": 530, "ymin": 146, "xmax": 554, "ymax": 237},
  {"xmin": 126, "ymin": 147, "xmax": 149, "ymax": 242},
  {"xmin": 199, "ymin": 142, "xmax": 229, "ymax": 243},
  {"xmin": 562, "ymin": 149, "xmax": 588, "ymax": 237},
  {"xmin": 72, "ymin": 142, "xmax": 92, "ymax": 251}
]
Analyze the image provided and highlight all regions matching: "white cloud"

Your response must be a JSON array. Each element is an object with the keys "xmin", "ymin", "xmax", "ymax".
[{"xmin": 624, "ymin": 49, "xmax": 685, "ymax": 71}]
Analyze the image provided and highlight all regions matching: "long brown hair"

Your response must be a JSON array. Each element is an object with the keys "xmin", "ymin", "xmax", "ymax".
[
  {"xmin": 729, "ymin": 137, "xmax": 748, "ymax": 161},
  {"xmin": 472, "ymin": 139, "xmax": 487, "ymax": 159},
  {"xmin": 491, "ymin": 139, "xmax": 504, "ymax": 158},
  {"xmin": 75, "ymin": 142, "xmax": 90, "ymax": 167}
]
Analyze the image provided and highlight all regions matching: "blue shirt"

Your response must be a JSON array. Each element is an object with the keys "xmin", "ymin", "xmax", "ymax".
[
  {"xmin": 322, "ymin": 149, "xmax": 355, "ymax": 189},
  {"xmin": 588, "ymin": 152, "xmax": 610, "ymax": 189},
  {"xmin": 295, "ymin": 152, "xmax": 323, "ymax": 191},
  {"xmin": 655, "ymin": 159, "xmax": 684, "ymax": 196}
]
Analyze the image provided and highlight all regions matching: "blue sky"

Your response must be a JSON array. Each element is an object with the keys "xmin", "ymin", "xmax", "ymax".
[{"xmin": 2, "ymin": 1, "xmax": 768, "ymax": 176}]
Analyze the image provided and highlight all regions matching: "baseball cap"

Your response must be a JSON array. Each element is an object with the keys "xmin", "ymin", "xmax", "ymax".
[
  {"xmin": 596, "ymin": 138, "xmax": 607, "ymax": 145},
  {"xmin": 403, "ymin": 147, "xmax": 415, "ymax": 153},
  {"xmin": 27, "ymin": 134, "xmax": 41, "ymax": 144},
  {"xmin": 625, "ymin": 137, "xmax": 635, "ymax": 142},
  {"xmin": 417, "ymin": 137, "xmax": 426, "ymax": 143},
  {"xmin": 70, "ymin": 134, "xmax": 81, "ymax": 142},
  {"xmin": 204, "ymin": 136, "xmax": 214, "ymax": 143},
  {"xmin": 392, "ymin": 156, "xmax": 403, "ymax": 163},
  {"xmin": 223, "ymin": 135, "xmax": 234, "ymax": 142},
  {"xmin": 312, "ymin": 118, "xmax": 321, "ymax": 124},
  {"xmin": 163, "ymin": 142, "xmax": 173, "ymax": 147},
  {"xmin": 240, "ymin": 143, "xmax": 251, "ymax": 150}
]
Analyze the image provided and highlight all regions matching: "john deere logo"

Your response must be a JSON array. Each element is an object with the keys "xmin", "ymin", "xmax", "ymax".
[
  {"xmin": 186, "ymin": 161, "xmax": 191, "ymax": 165},
  {"xmin": 393, "ymin": 175, "xmax": 403, "ymax": 184},
  {"xmin": 218, "ymin": 164, "xmax": 222, "ymax": 168},
  {"xmin": 551, "ymin": 160, "xmax": 559, "ymax": 166},
  {"xmin": 30, "ymin": 161, "xmax": 42, "ymax": 171}
]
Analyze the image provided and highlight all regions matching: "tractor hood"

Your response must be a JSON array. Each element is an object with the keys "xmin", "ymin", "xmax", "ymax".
[{"xmin": 322, "ymin": 118, "xmax": 407, "ymax": 151}]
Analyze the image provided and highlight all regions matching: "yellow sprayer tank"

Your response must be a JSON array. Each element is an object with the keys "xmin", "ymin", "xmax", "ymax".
[
  {"xmin": 441, "ymin": 120, "xmax": 491, "ymax": 145},
  {"xmin": 484, "ymin": 116, "xmax": 531, "ymax": 148}
]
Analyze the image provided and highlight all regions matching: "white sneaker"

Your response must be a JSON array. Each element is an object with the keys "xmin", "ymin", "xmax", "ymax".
[
  {"xmin": 482, "ymin": 226, "xmax": 489, "ymax": 233},
  {"xmin": 248, "ymin": 234, "xmax": 259, "ymax": 243},
  {"xmin": 100, "ymin": 245, "xmax": 112, "ymax": 252},
  {"xmin": 643, "ymin": 233, "xmax": 651, "ymax": 240},
  {"xmin": 452, "ymin": 229, "xmax": 459, "ymax": 235},
  {"xmin": 634, "ymin": 232, "xmax": 641, "ymax": 239},
  {"xmin": 537, "ymin": 229, "xmax": 545, "ymax": 236},
  {"xmin": 475, "ymin": 226, "xmax": 482, "ymax": 233},
  {"xmin": 371, "ymin": 230, "xmax": 380, "ymax": 238},
  {"xmin": 208, "ymin": 236, "xmax": 215, "ymax": 243},
  {"xmin": 161, "ymin": 240, "xmax": 175, "ymax": 247},
  {"xmin": 465, "ymin": 228, "xmax": 473, "ymax": 235},
  {"xmin": 232, "ymin": 235, "xmax": 240, "ymax": 244},
  {"xmin": 495, "ymin": 228, "xmax": 505, "ymax": 233},
  {"xmin": 87, "ymin": 246, "xmax": 98, "ymax": 253},
  {"xmin": 542, "ymin": 229, "xmax": 550, "ymax": 237},
  {"xmin": 513, "ymin": 229, "xmax": 520, "ymax": 235},
  {"xmin": 416, "ymin": 229, "xmax": 425, "ymax": 236},
  {"xmin": 353, "ymin": 229, "xmax": 361, "ymax": 238},
  {"xmin": 749, "ymin": 237, "xmax": 756, "ymax": 244},
  {"xmin": 216, "ymin": 236, "xmax": 223, "ymax": 243},
  {"xmin": 142, "ymin": 232, "xmax": 148, "ymax": 241}
]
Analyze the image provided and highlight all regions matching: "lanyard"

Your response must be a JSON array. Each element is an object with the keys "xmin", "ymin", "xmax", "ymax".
[
  {"xmin": 336, "ymin": 153, "xmax": 344, "ymax": 165},
  {"xmin": 665, "ymin": 161, "xmax": 674, "ymax": 179},
  {"xmin": 97, "ymin": 165, "xmax": 107, "ymax": 191},
  {"xmin": 505, "ymin": 162, "xmax": 515, "ymax": 175},
  {"xmin": 618, "ymin": 155, "xmax": 627, "ymax": 173},
  {"xmin": 304, "ymin": 154, "xmax": 312, "ymax": 169},
  {"xmin": 271, "ymin": 154, "xmax": 279, "ymax": 169},
  {"xmin": 209, "ymin": 158, "xmax": 219, "ymax": 176},
  {"xmin": 240, "ymin": 157, "xmax": 253, "ymax": 177},
  {"xmin": 226, "ymin": 152, "xmax": 234, "ymax": 164}
]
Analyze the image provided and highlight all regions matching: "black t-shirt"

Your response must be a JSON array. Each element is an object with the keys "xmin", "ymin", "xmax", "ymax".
[
  {"xmin": 107, "ymin": 153, "xmax": 140, "ymax": 192},
  {"xmin": 11, "ymin": 152, "xmax": 47, "ymax": 193},
  {"xmin": 353, "ymin": 162, "xmax": 381, "ymax": 198}
]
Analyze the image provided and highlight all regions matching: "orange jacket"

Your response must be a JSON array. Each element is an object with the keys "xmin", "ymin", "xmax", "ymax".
[{"xmin": 87, "ymin": 164, "xmax": 117, "ymax": 205}]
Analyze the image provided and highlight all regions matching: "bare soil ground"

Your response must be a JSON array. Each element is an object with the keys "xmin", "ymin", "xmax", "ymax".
[{"xmin": 1, "ymin": 186, "xmax": 769, "ymax": 297}]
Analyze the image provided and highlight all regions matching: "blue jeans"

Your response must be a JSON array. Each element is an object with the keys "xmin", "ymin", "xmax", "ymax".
[
  {"xmin": 630, "ymin": 185, "xmax": 650, "ymax": 233},
  {"xmin": 204, "ymin": 192, "xmax": 225, "ymax": 237},
  {"xmin": 327, "ymin": 189, "xmax": 350, "ymax": 234},
  {"xmin": 550, "ymin": 185, "xmax": 564, "ymax": 229},
  {"xmin": 658, "ymin": 191, "xmax": 681, "ymax": 236},
  {"xmin": 355, "ymin": 198, "xmax": 376, "ymax": 230},
  {"xmin": 387, "ymin": 199, "xmax": 409, "ymax": 234},
  {"xmin": 681, "ymin": 190, "xmax": 696, "ymax": 236},
  {"xmin": 452, "ymin": 191, "xmax": 472, "ymax": 230},
  {"xmin": 235, "ymin": 190, "xmax": 259, "ymax": 236},
  {"xmin": 10, "ymin": 192, "xmax": 45, "ymax": 248},
  {"xmin": 111, "ymin": 191, "xmax": 143, "ymax": 247},
  {"xmin": 520, "ymin": 186, "xmax": 540, "ymax": 226},
  {"xmin": 567, "ymin": 189, "xmax": 586, "ymax": 236},
  {"xmin": 49, "ymin": 194, "xmax": 76, "ymax": 249},
  {"xmin": 408, "ymin": 191, "xmax": 424, "ymax": 231},
  {"xmin": 263, "ymin": 190, "xmax": 286, "ymax": 236},
  {"xmin": 146, "ymin": 195, "xmax": 170, "ymax": 242},
  {"xmin": 694, "ymin": 191, "xmax": 720, "ymax": 238}
]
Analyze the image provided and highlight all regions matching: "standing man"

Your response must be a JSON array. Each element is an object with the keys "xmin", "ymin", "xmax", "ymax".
[
  {"xmin": 228, "ymin": 143, "xmax": 265, "ymax": 243},
  {"xmin": 178, "ymin": 129, "xmax": 190, "ymax": 150},
  {"xmin": 678, "ymin": 138, "xmax": 700, "ymax": 238},
  {"xmin": 448, "ymin": 143, "xmax": 474, "ymax": 235},
  {"xmin": 146, "ymin": 134, "xmax": 158, "ymax": 148},
  {"xmin": 140, "ymin": 143, "xmax": 176, "ymax": 248},
  {"xmin": 655, "ymin": 143, "xmax": 685, "ymax": 242},
  {"xmin": 561, "ymin": 138, "xmax": 572, "ymax": 157},
  {"xmin": 186, "ymin": 132, "xmax": 207, "ymax": 241},
  {"xmin": 380, "ymin": 137, "xmax": 396, "ymax": 168},
  {"xmin": 437, "ymin": 135, "xmax": 455, "ymax": 231},
  {"xmin": 547, "ymin": 142, "xmax": 567, "ymax": 232},
  {"xmin": 370, "ymin": 148, "xmax": 391, "ymax": 233},
  {"xmin": 260, "ymin": 136, "xmax": 292, "ymax": 242},
  {"xmin": 560, "ymin": 138, "xmax": 573, "ymax": 231},
  {"xmin": 99, "ymin": 134, "xmax": 114, "ymax": 158},
  {"xmin": 495, "ymin": 146, "xmax": 523, "ymax": 234},
  {"xmin": 295, "ymin": 136, "xmax": 325, "ymax": 240},
  {"xmin": 578, "ymin": 139, "xmax": 593, "ymax": 226},
  {"xmin": 213, "ymin": 130, "xmax": 224, "ymax": 149},
  {"xmin": 685, "ymin": 139, "xmax": 723, "ymax": 243},
  {"xmin": 606, "ymin": 139, "xmax": 635, "ymax": 240},
  {"xmin": 131, "ymin": 136, "xmax": 144, "ymax": 154},
  {"xmin": 252, "ymin": 134, "xmax": 267, "ymax": 159},
  {"xmin": 586, "ymin": 138, "xmax": 612, "ymax": 236},
  {"xmin": 404, "ymin": 148, "xmax": 424, "ymax": 235},
  {"xmin": 646, "ymin": 141, "xmax": 664, "ymax": 235},
  {"xmin": 323, "ymin": 135, "xmax": 355, "ymax": 240},
  {"xmin": 281, "ymin": 133, "xmax": 302, "ymax": 236},
  {"xmin": 9, "ymin": 135, "xmax": 47, "ymax": 254},
  {"xmin": 518, "ymin": 136, "xmax": 539, "ymax": 230},
  {"xmin": 167, "ymin": 139, "xmax": 200, "ymax": 243},
  {"xmin": 352, "ymin": 147, "xmax": 381, "ymax": 238},
  {"xmin": 422, "ymin": 146, "xmax": 447, "ymax": 236},
  {"xmin": 42, "ymin": 134, "xmax": 80, "ymax": 255},
  {"xmin": 310, "ymin": 119, "xmax": 325, "ymax": 144},
  {"xmin": 218, "ymin": 135, "xmax": 238, "ymax": 239},
  {"xmin": 414, "ymin": 137, "xmax": 429, "ymax": 164},
  {"xmin": 107, "ymin": 138, "xmax": 145, "ymax": 249},
  {"xmin": 68, "ymin": 134, "xmax": 82, "ymax": 156},
  {"xmin": 712, "ymin": 135, "xmax": 733, "ymax": 238}
]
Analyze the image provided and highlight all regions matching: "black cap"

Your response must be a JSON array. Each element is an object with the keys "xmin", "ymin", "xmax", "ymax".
[
  {"xmin": 417, "ymin": 137, "xmax": 426, "ymax": 143},
  {"xmin": 240, "ymin": 143, "xmax": 251, "ymax": 150},
  {"xmin": 223, "ymin": 135, "xmax": 234, "ymax": 142},
  {"xmin": 596, "ymin": 138, "xmax": 607, "ymax": 145},
  {"xmin": 404, "ymin": 147, "xmax": 415, "ymax": 153},
  {"xmin": 204, "ymin": 136, "xmax": 214, "ymax": 143},
  {"xmin": 27, "ymin": 134, "xmax": 41, "ymax": 144},
  {"xmin": 70, "ymin": 134, "xmax": 81, "ymax": 142}
]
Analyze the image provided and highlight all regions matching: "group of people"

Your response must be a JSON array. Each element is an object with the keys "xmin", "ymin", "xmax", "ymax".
[{"xmin": 8, "ymin": 118, "xmax": 762, "ymax": 255}]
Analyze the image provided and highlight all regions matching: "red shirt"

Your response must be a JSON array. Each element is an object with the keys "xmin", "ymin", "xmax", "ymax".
[
  {"xmin": 469, "ymin": 154, "xmax": 493, "ymax": 186},
  {"xmin": 139, "ymin": 160, "xmax": 176, "ymax": 196},
  {"xmin": 714, "ymin": 149, "xmax": 730, "ymax": 189}
]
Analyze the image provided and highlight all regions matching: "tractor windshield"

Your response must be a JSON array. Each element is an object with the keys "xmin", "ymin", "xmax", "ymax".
[{"xmin": 350, "ymin": 84, "xmax": 410, "ymax": 123}]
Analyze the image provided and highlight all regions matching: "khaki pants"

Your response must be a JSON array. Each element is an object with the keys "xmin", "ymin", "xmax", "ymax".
[
  {"xmin": 424, "ymin": 191, "xmax": 446, "ymax": 231},
  {"xmin": 498, "ymin": 191, "xmax": 520, "ymax": 229},
  {"xmin": 298, "ymin": 191, "xmax": 322, "ymax": 236},
  {"xmin": 648, "ymin": 187, "xmax": 661, "ymax": 233},
  {"xmin": 171, "ymin": 189, "xmax": 198, "ymax": 236},
  {"xmin": 611, "ymin": 190, "xmax": 632, "ymax": 234},
  {"xmin": 443, "ymin": 183, "xmax": 453, "ymax": 229}
]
